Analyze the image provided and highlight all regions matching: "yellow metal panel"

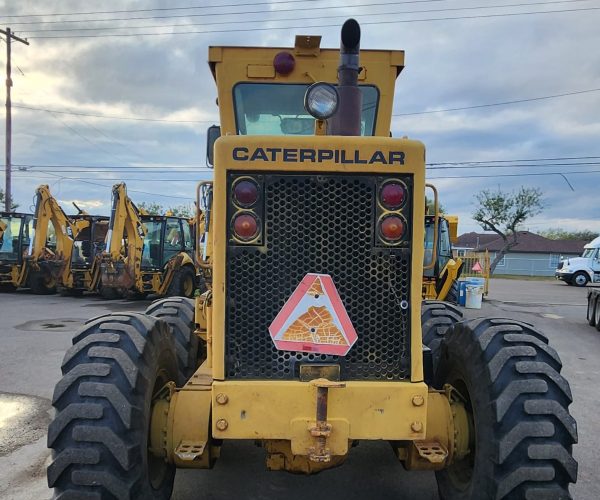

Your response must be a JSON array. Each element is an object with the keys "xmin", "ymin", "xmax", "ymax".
[
  {"xmin": 247, "ymin": 65, "xmax": 275, "ymax": 78},
  {"xmin": 211, "ymin": 380, "xmax": 428, "ymax": 440},
  {"xmin": 211, "ymin": 135, "xmax": 426, "ymax": 382},
  {"xmin": 210, "ymin": 45, "xmax": 404, "ymax": 137}
]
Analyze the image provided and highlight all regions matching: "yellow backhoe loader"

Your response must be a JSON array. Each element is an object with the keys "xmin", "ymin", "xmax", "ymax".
[
  {"xmin": 99, "ymin": 182, "xmax": 198, "ymax": 298},
  {"xmin": 49, "ymin": 20, "xmax": 577, "ymax": 499},
  {"xmin": 60, "ymin": 205, "xmax": 109, "ymax": 295},
  {"xmin": 422, "ymin": 207, "xmax": 463, "ymax": 303},
  {"xmin": 0, "ymin": 211, "xmax": 33, "ymax": 292}
]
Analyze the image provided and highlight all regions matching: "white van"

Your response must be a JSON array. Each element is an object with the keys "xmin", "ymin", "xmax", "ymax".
[{"xmin": 555, "ymin": 236, "xmax": 600, "ymax": 286}]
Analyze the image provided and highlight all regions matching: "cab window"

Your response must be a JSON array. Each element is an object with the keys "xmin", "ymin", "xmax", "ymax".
[{"xmin": 233, "ymin": 83, "xmax": 379, "ymax": 136}]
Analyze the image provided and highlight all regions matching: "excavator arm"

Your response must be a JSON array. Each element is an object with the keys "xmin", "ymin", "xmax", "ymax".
[
  {"xmin": 23, "ymin": 185, "xmax": 80, "ymax": 289},
  {"xmin": 101, "ymin": 183, "xmax": 147, "ymax": 292}
]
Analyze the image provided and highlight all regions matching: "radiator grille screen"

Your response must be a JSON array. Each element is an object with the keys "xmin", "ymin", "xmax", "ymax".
[{"xmin": 226, "ymin": 172, "xmax": 412, "ymax": 380}]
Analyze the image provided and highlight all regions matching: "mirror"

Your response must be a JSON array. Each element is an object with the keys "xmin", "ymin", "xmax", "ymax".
[{"xmin": 206, "ymin": 125, "xmax": 221, "ymax": 167}]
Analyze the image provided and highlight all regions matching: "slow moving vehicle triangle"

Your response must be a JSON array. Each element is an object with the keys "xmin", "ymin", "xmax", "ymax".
[{"xmin": 268, "ymin": 273, "xmax": 358, "ymax": 356}]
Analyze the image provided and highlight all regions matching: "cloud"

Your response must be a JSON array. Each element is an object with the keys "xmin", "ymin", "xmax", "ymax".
[{"xmin": 1, "ymin": 0, "xmax": 598, "ymax": 236}]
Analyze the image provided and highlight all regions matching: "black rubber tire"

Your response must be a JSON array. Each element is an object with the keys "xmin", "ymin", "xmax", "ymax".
[
  {"xmin": 422, "ymin": 300, "xmax": 463, "ymax": 371},
  {"xmin": 587, "ymin": 294, "xmax": 597, "ymax": 327},
  {"xmin": 47, "ymin": 312, "xmax": 178, "ymax": 500},
  {"xmin": 166, "ymin": 265, "xmax": 196, "ymax": 298},
  {"xmin": 0, "ymin": 283, "xmax": 16, "ymax": 293},
  {"xmin": 434, "ymin": 318, "xmax": 578, "ymax": 500},
  {"xmin": 29, "ymin": 270, "xmax": 57, "ymax": 294},
  {"xmin": 595, "ymin": 299, "xmax": 600, "ymax": 332},
  {"xmin": 99, "ymin": 285, "xmax": 121, "ymax": 300},
  {"xmin": 146, "ymin": 297, "xmax": 203, "ymax": 385},
  {"xmin": 571, "ymin": 271, "xmax": 588, "ymax": 287},
  {"xmin": 446, "ymin": 280, "xmax": 459, "ymax": 305},
  {"xmin": 59, "ymin": 287, "xmax": 85, "ymax": 297}
]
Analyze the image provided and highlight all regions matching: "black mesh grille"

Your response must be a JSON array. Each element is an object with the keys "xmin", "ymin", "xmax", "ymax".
[{"xmin": 226, "ymin": 173, "xmax": 412, "ymax": 380}]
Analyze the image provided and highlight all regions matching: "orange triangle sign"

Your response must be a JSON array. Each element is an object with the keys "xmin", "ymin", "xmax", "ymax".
[{"xmin": 268, "ymin": 273, "xmax": 358, "ymax": 356}]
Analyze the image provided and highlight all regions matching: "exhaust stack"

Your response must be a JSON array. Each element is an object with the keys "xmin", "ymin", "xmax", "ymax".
[{"xmin": 328, "ymin": 19, "xmax": 363, "ymax": 136}]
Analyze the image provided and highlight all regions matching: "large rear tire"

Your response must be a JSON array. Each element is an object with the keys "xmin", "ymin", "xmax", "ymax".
[
  {"xmin": 0, "ymin": 283, "xmax": 16, "ymax": 293},
  {"xmin": 587, "ymin": 293, "xmax": 597, "ymax": 327},
  {"xmin": 146, "ymin": 297, "xmax": 203, "ymax": 385},
  {"xmin": 166, "ymin": 265, "xmax": 196, "ymax": 298},
  {"xmin": 47, "ymin": 312, "xmax": 178, "ymax": 500},
  {"xmin": 446, "ymin": 280, "xmax": 459, "ymax": 305},
  {"xmin": 421, "ymin": 300, "xmax": 463, "ymax": 371},
  {"xmin": 434, "ymin": 318, "xmax": 578, "ymax": 499},
  {"xmin": 29, "ymin": 270, "xmax": 57, "ymax": 294}
]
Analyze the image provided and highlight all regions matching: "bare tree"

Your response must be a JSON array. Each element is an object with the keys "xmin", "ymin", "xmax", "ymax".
[{"xmin": 473, "ymin": 187, "xmax": 543, "ymax": 274}]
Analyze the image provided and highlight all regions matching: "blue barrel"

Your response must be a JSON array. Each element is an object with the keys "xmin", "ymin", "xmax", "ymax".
[{"xmin": 458, "ymin": 280, "xmax": 469, "ymax": 306}]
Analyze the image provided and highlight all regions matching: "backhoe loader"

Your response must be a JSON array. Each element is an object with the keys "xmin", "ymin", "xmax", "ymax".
[
  {"xmin": 60, "ymin": 206, "xmax": 109, "ymax": 295},
  {"xmin": 1, "ymin": 185, "xmax": 78, "ymax": 294},
  {"xmin": 99, "ymin": 182, "xmax": 197, "ymax": 298},
  {"xmin": 0, "ymin": 211, "xmax": 33, "ymax": 291},
  {"xmin": 422, "ymin": 207, "xmax": 463, "ymax": 303},
  {"xmin": 49, "ymin": 20, "xmax": 577, "ymax": 500}
]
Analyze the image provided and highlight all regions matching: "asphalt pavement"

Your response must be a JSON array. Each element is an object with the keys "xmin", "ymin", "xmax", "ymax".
[{"xmin": 0, "ymin": 278, "xmax": 598, "ymax": 500}]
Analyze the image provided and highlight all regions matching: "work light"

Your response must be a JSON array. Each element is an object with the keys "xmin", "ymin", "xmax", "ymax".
[{"xmin": 304, "ymin": 82, "xmax": 339, "ymax": 120}]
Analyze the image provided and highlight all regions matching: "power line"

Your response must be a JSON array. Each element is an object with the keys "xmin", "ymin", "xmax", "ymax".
[
  {"xmin": 14, "ymin": 83, "xmax": 600, "ymax": 125},
  {"xmin": 6, "ymin": 0, "xmax": 445, "ymax": 25},
  {"xmin": 427, "ymin": 161, "xmax": 600, "ymax": 170},
  {"xmin": 18, "ymin": 0, "xmax": 589, "ymax": 33},
  {"xmin": 12, "ymin": 156, "xmax": 600, "ymax": 171},
  {"xmin": 428, "ymin": 155, "xmax": 600, "ymax": 165},
  {"xmin": 0, "ymin": 0, "xmax": 324, "ymax": 18},
  {"xmin": 17, "ymin": 170, "xmax": 195, "ymax": 199},
  {"xmin": 13, "ymin": 103, "xmax": 214, "ymax": 124},
  {"xmin": 25, "ymin": 6, "xmax": 600, "ymax": 39},
  {"xmin": 428, "ymin": 169, "xmax": 600, "ymax": 179},
  {"xmin": 395, "ymin": 87, "xmax": 600, "ymax": 116},
  {"xmin": 17, "ymin": 169, "xmax": 600, "ymax": 182}
]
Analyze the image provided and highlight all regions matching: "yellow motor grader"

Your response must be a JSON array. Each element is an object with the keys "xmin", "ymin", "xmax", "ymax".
[
  {"xmin": 98, "ymin": 182, "xmax": 198, "ymax": 299},
  {"xmin": 48, "ymin": 20, "xmax": 577, "ymax": 499}
]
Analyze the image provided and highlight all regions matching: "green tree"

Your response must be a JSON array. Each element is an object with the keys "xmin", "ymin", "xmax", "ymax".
[
  {"xmin": 539, "ymin": 228, "xmax": 599, "ymax": 241},
  {"xmin": 425, "ymin": 195, "xmax": 445, "ymax": 215},
  {"xmin": 473, "ymin": 187, "xmax": 543, "ymax": 274},
  {"xmin": 137, "ymin": 201, "xmax": 164, "ymax": 215},
  {"xmin": 0, "ymin": 188, "xmax": 19, "ymax": 211},
  {"xmin": 137, "ymin": 202, "xmax": 194, "ymax": 217}
]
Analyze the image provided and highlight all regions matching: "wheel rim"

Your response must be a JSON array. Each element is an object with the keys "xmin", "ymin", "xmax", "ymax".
[
  {"xmin": 575, "ymin": 274, "xmax": 587, "ymax": 286},
  {"xmin": 148, "ymin": 368, "xmax": 172, "ymax": 490},
  {"xmin": 446, "ymin": 377, "xmax": 476, "ymax": 491},
  {"xmin": 183, "ymin": 274, "xmax": 194, "ymax": 297}
]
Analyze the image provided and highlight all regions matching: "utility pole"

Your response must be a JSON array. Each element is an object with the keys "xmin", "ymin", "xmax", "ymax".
[{"xmin": 2, "ymin": 27, "xmax": 29, "ymax": 212}]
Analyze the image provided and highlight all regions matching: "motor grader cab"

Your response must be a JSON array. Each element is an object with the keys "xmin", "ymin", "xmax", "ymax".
[
  {"xmin": 0, "ymin": 212, "xmax": 33, "ymax": 291},
  {"xmin": 48, "ymin": 20, "xmax": 577, "ymax": 500},
  {"xmin": 423, "ymin": 207, "xmax": 463, "ymax": 303},
  {"xmin": 99, "ymin": 182, "xmax": 197, "ymax": 298}
]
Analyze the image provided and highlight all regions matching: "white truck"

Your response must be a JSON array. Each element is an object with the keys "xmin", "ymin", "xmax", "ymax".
[{"xmin": 555, "ymin": 236, "xmax": 600, "ymax": 286}]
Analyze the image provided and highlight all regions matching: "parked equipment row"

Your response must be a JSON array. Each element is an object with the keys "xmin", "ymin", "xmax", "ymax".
[{"xmin": 0, "ymin": 183, "xmax": 205, "ymax": 298}]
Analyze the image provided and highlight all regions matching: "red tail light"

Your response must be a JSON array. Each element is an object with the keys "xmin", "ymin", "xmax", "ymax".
[
  {"xmin": 379, "ymin": 215, "xmax": 406, "ymax": 242},
  {"xmin": 232, "ymin": 213, "xmax": 259, "ymax": 241},
  {"xmin": 233, "ymin": 179, "xmax": 259, "ymax": 207},
  {"xmin": 380, "ymin": 182, "xmax": 406, "ymax": 209}
]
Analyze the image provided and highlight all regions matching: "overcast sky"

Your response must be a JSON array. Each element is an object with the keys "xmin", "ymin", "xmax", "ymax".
[{"xmin": 1, "ymin": 0, "xmax": 599, "ymax": 235}]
